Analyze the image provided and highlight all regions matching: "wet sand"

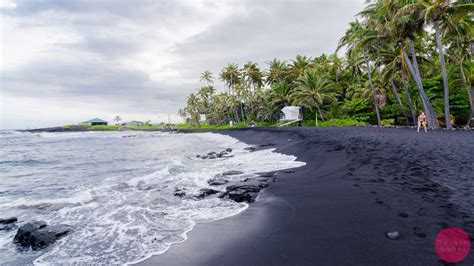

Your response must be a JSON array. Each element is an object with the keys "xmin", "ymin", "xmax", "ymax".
[{"xmin": 139, "ymin": 127, "xmax": 473, "ymax": 265}]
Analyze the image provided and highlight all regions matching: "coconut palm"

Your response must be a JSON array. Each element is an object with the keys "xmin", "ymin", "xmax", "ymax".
[
  {"xmin": 200, "ymin": 70, "xmax": 214, "ymax": 86},
  {"xmin": 288, "ymin": 55, "xmax": 312, "ymax": 80},
  {"xmin": 243, "ymin": 62, "xmax": 264, "ymax": 93},
  {"xmin": 220, "ymin": 63, "xmax": 241, "ymax": 95},
  {"xmin": 265, "ymin": 59, "xmax": 288, "ymax": 85},
  {"xmin": 338, "ymin": 20, "xmax": 382, "ymax": 126},
  {"xmin": 292, "ymin": 70, "xmax": 336, "ymax": 121}
]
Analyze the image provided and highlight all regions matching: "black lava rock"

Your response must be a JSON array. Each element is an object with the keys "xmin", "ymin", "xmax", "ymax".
[
  {"xmin": 207, "ymin": 177, "xmax": 229, "ymax": 186},
  {"xmin": 13, "ymin": 221, "xmax": 47, "ymax": 247},
  {"xmin": 29, "ymin": 225, "xmax": 72, "ymax": 250},
  {"xmin": 13, "ymin": 222, "xmax": 71, "ymax": 250},
  {"xmin": 222, "ymin": 170, "xmax": 244, "ymax": 176},
  {"xmin": 0, "ymin": 217, "xmax": 17, "ymax": 224},
  {"xmin": 195, "ymin": 188, "xmax": 221, "ymax": 199}
]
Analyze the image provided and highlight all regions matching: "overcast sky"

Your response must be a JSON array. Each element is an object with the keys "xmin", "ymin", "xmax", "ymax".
[{"xmin": 0, "ymin": 0, "xmax": 364, "ymax": 129}]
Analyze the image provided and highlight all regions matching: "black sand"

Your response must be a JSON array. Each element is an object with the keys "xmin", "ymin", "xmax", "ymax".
[{"xmin": 139, "ymin": 127, "xmax": 473, "ymax": 265}]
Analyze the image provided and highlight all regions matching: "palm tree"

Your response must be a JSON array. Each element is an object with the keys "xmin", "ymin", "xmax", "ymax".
[
  {"xmin": 338, "ymin": 20, "xmax": 382, "ymax": 126},
  {"xmin": 292, "ymin": 70, "xmax": 336, "ymax": 122},
  {"xmin": 243, "ymin": 62, "xmax": 264, "ymax": 93},
  {"xmin": 289, "ymin": 55, "xmax": 312, "ymax": 80},
  {"xmin": 393, "ymin": 1, "xmax": 439, "ymax": 128},
  {"xmin": 265, "ymin": 59, "xmax": 288, "ymax": 85},
  {"xmin": 441, "ymin": 5, "xmax": 474, "ymax": 127},
  {"xmin": 402, "ymin": 0, "xmax": 458, "ymax": 128},
  {"xmin": 220, "ymin": 63, "xmax": 241, "ymax": 95},
  {"xmin": 269, "ymin": 82, "xmax": 294, "ymax": 111},
  {"xmin": 200, "ymin": 70, "xmax": 214, "ymax": 86}
]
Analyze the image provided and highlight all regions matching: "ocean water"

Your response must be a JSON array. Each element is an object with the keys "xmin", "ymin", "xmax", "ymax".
[{"xmin": 0, "ymin": 130, "xmax": 305, "ymax": 264}]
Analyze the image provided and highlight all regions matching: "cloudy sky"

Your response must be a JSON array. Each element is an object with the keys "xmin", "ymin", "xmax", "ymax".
[{"xmin": 0, "ymin": 0, "xmax": 364, "ymax": 129}]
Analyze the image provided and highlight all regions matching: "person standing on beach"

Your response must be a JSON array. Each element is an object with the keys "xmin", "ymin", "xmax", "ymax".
[{"xmin": 417, "ymin": 112, "xmax": 428, "ymax": 133}]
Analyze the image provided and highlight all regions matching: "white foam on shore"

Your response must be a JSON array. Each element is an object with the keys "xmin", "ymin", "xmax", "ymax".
[
  {"xmin": 1, "ymin": 131, "xmax": 304, "ymax": 265},
  {"xmin": 7, "ymin": 191, "xmax": 94, "ymax": 207}
]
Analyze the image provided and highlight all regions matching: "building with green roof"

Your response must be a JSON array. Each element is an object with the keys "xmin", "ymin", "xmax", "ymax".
[{"xmin": 80, "ymin": 118, "xmax": 108, "ymax": 126}]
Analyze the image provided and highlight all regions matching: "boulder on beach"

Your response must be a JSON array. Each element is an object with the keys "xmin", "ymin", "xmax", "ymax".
[
  {"xmin": 13, "ymin": 221, "xmax": 71, "ymax": 250},
  {"xmin": 219, "ymin": 181, "xmax": 268, "ymax": 203},
  {"xmin": 243, "ymin": 147, "xmax": 256, "ymax": 152}
]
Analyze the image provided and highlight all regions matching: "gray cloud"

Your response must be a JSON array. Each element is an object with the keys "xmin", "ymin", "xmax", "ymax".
[{"xmin": 1, "ymin": 0, "xmax": 364, "ymax": 129}]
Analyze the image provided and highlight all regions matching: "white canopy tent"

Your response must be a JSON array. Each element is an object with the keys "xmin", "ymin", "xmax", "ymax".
[{"xmin": 279, "ymin": 106, "xmax": 302, "ymax": 126}]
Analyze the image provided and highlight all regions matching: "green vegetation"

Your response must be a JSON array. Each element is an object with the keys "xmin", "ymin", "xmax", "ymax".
[
  {"xmin": 176, "ymin": 122, "xmax": 276, "ymax": 130},
  {"xmin": 180, "ymin": 0, "xmax": 473, "ymax": 129},
  {"xmin": 62, "ymin": 124, "xmax": 163, "ymax": 131},
  {"xmin": 88, "ymin": 125, "xmax": 119, "ymax": 131}
]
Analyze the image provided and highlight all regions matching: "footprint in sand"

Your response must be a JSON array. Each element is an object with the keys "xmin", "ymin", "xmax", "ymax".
[
  {"xmin": 417, "ymin": 208, "xmax": 428, "ymax": 216},
  {"xmin": 398, "ymin": 212, "xmax": 409, "ymax": 218},
  {"xmin": 413, "ymin": 227, "xmax": 426, "ymax": 238}
]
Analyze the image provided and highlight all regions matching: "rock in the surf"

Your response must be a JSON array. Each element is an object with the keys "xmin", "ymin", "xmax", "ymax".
[
  {"xmin": 13, "ymin": 221, "xmax": 71, "ymax": 250},
  {"xmin": 222, "ymin": 170, "xmax": 243, "ymax": 176},
  {"xmin": 28, "ymin": 225, "xmax": 72, "ymax": 250},
  {"xmin": 207, "ymin": 177, "xmax": 229, "ymax": 186},
  {"xmin": 219, "ymin": 182, "xmax": 267, "ymax": 203},
  {"xmin": 0, "ymin": 224, "xmax": 16, "ymax": 231},
  {"xmin": 195, "ymin": 188, "xmax": 220, "ymax": 199},
  {"xmin": 13, "ymin": 221, "xmax": 47, "ymax": 247},
  {"xmin": 0, "ymin": 217, "xmax": 17, "ymax": 224}
]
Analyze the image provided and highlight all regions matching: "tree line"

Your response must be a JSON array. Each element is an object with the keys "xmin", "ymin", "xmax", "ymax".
[{"xmin": 179, "ymin": 0, "xmax": 473, "ymax": 129}]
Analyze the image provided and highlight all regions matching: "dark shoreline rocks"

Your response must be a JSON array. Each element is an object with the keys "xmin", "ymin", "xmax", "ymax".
[
  {"xmin": 197, "ymin": 148, "xmax": 233, "ymax": 160},
  {"xmin": 13, "ymin": 221, "xmax": 72, "ymax": 250},
  {"xmin": 0, "ymin": 217, "xmax": 18, "ymax": 231},
  {"xmin": 207, "ymin": 177, "xmax": 229, "ymax": 186},
  {"xmin": 222, "ymin": 170, "xmax": 243, "ymax": 176},
  {"xmin": 195, "ymin": 189, "xmax": 221, "ymax": 199},
  {"xmin": 0, "ymin": 217, "xmax": 17, "ymax": 224}
]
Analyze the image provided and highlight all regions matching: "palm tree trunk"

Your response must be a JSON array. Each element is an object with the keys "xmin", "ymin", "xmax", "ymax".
[
  {"xmin": 315, "ymin": 105, "xmax": 325, "ymax": 121},
  {"xmin": 456, "ymin": 39, "xmax": 473, "ymax": 128},
  {"xmin": 363, "ymin": 50, "xmax": 381, "ymax": 127},
  {"xmin": 403, "ymin": 42, "xmax": 439, "ymax": 129},
  {"xmin": 434, "ymin": 21, "xmax": 451, "ymax": 129},
  {"xmin": 401, "ymin": 74, "xmax": 417, "ymax": 126},
  {"xmin": 390, "ymin": 79, "xmax": 409, "ymax": 124},
  {"xmin": 240, "ymin": 101, "xmax": 245, "ymax": 122}
]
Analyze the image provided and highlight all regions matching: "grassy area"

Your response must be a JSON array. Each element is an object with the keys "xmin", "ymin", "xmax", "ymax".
[
  {"xmin": 302, "ymin": 118, "xmax": 368, "ymax": 127},
  {"xmin": 176, "ymin": 121, "xmax": 277, "ymax": 130},
  {"xmin": 62, "ymin": 118, "xmax": 368, "ymax": 132},
  {"xmin": 88, "ymin": 125, "xmax": 119, "ymax": 131},
  {"xmin": 124, "ymin": 125, "xmax": 162, "ymax": 130}
]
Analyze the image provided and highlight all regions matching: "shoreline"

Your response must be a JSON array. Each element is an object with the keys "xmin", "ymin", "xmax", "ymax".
[{"xmin": 139, "ymin": 127, "xmax": 473, "ymax": 265}]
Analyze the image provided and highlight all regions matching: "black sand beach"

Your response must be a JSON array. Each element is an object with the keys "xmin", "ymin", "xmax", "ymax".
[{"xmin": 139, "ymin": 126, "xmax": 473, "ymax": 265}]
